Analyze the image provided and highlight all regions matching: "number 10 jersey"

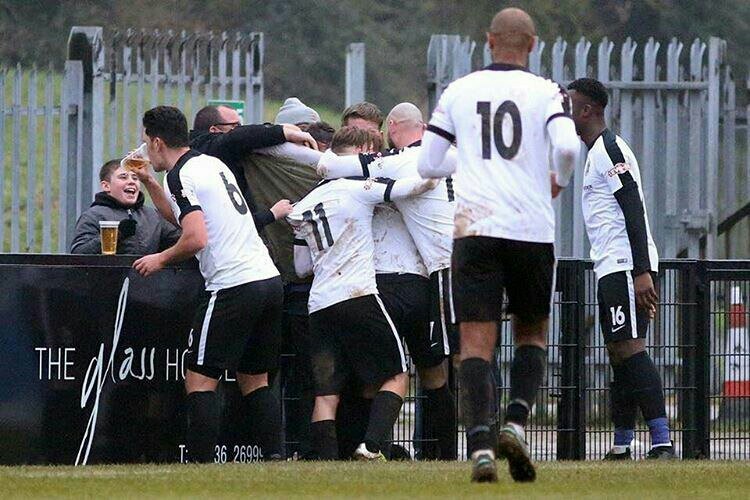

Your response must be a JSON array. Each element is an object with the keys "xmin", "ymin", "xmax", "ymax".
[
  {"xmin": 164, "ymin": 150, "xmax": 279, "ymax": 291},
  {"xmin": 428, "ymin": 63, "xmax": 572, "ymax": 243}
]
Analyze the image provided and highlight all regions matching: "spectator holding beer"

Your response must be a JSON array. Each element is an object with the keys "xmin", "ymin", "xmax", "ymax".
[{"xmin": 70, "ymin": 158, "xmax": 180, "ymax": 255}]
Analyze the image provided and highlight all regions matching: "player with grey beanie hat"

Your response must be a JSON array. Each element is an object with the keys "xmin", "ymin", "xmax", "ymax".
[{"xmin": 275, "ymin": 97, "xmax": 321, "ymax": 125}]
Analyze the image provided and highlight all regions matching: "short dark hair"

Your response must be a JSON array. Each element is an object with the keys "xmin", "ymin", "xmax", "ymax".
[
  {"xmin": 304, "ymin": 121, "xmax": 335, "ymax": 146},
  {"xmin": 99, "ymin": 159, "xmax": 123, "ymax": 182},
  {"xmin": 143, "ymin": 106, "xmax": 189, "ymax": 147},
  {"xmin": 330, "ymin": 126, "xmax": 371, "ymax": 154},
  {"xmin": 193, "ymin": 105, "xmax": 223, "ymax": 132},
  {"xmin": 568, "ymin": 78, "xmax": 608, "ymax": 109},
  {"xmin": 341, "ymin": 102, "xmax": 383, "ymax": 129}
]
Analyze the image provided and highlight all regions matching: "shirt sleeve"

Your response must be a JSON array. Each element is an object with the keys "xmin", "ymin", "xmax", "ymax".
[
  {"xmin": 209, "ymin": 124, "xmax": 287, "ymax": 158},
  {"xmin": 427, "ymin": 83, "xmax": 457, "ymax": 143},
  {"xmin": 545, "ymin": 83, "xmax": 573, "ymax": 125},
  {"xmin": 316, "ymin": 149, "xmax": 365, "ymax": 179},
  {"xmin": 350, "ymin": 177, "xmax": 437, "ymax": 204},
  {"xmin": 256, "ymin": 142, "xmax": 322, "ymax": 167},
  {"xmin": 595, "ymin": 144, "xmax": 652, "ymax": 274},
  {"xmin": 357, "ymin": 150, "xmax": 410, "ymax": 179},
  {"xmin": 165, "ymin": 164, "xmax": 202, "ymax": 223},
  {"xmin": 418, "ymin": 133, "xmax": 455, "ymax": 178}
]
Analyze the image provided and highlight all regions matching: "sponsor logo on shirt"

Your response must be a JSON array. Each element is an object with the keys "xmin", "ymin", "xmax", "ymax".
[
  {"xmin": 607, "ymin": 163, "xmax": 631, "ymax": 177},
  {"xmin": 363, "ymin": 178, "xmax": 374, "ymax": 190},
  {"xmin": 617, "ymin": 258, "xmax": 629, "ymax": 264}
]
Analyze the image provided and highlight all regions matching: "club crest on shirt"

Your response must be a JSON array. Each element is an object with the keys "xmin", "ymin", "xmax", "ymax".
[{"xmin": 607, "ymin": 163, "xmax": 631, "ymax": 177}]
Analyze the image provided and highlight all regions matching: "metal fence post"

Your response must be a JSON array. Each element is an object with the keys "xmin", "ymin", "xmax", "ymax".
[
  {"xmin": 245, "ymin": 33, "xmax": 264, "ymax": 125},
  {"xmin": 705, "ymin": 38, "xmax": 724, "ymax": 258},
  {"xmin": 664, "ymin": 39, "xmax": 684, "ymax": 258},
  {"xmin": 721, "ymin": 66, "xmax": 737, "ymax": 231},
  {"xmin": 694, "ymin": 261, "xmax": 712, "ymax": 458},
  {"xmin": 60, "ymin": 61, "xmax": 84, "ymax": 252},
  {"xmin": 68, "ymin": 27, "xmax": 104, "ymax": 214},
  {"xmin": 557, "ymin": 261, "xmax": 581, "ymax": 459},
  {"xmin": 679, "ymin": 263, "xmax": 697, "ymax": 458},
  {"xmin": 574, "ymin": 262, "xmax": 588, "ymax": 459},
  {"xmin": 427, "ymin": 35, "xmax": 451, "ymax": 113},
  {"xmin": 345, "ymin": 43, "xmax": 365, "ymax": 107}
]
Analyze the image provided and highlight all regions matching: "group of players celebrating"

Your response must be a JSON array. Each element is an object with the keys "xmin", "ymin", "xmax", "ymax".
[{"xmin": 127, "ymin": 6, "xmax": 675, "ymax": 485}]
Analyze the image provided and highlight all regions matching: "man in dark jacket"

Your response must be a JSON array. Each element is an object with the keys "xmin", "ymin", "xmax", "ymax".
[
  {"xmin": 189, "ymin": 105, "xmax": 318, "ymax": 231},
  {"xmin": 70, "ymin": 159, "xmax": 180, "ymax": 254}
]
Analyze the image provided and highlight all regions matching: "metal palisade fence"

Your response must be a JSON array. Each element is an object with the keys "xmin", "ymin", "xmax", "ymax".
[
  {"xmin": 0, "ymin": 61, "xmax": 84, "ymax": 253},
  {"xmin": 427, "ymin": 35, "xmax": 750, "ymax": 260},
  {"xmin": 0, "ymin": 27, "xmax": 264, "ymax": 253}
]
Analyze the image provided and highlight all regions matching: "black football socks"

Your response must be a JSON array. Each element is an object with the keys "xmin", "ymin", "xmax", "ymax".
[
  {"xmin": 186, "ymin": 391, "xmax": 220, "ymax": 463},
  {"xmin": 460, "ymin": 358, "xmax": 496, "ymax": 455},
  {"xmin": 505, "ymin": 345, "xmax": 546, "ymax": 427},
  {"xmin": 243, "ymin": 386, "xmax": 283, "ymax": 460},
  {"xmin": 363, "ymin": 391, "xmax": 404, "ymax": 454}
]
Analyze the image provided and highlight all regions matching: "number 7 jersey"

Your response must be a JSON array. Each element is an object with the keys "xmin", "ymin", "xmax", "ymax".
[
  {"xmin": 163, "ymin": 150, "xmax": 279, "ymax": 291},
  {"xmin": 428, "ymin": 63, "xmax": 571, "ymax": 243}
]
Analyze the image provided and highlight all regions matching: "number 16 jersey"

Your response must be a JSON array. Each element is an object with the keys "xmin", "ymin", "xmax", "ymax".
[
  {"xmin": 164, "ymin": 150, "xmax": 279, "ymax": 291},
  {"xmin": 428, "ymin": 63, "xmax": 571, "ymax": 243}
]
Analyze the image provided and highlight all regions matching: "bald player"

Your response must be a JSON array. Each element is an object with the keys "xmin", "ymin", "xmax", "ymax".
[
  {"xmin": 317, "ymin": 102, "xmax": 459, "ymax": 459},
  {"xmin": 418, "ymin": 8, "xmax": 580, "ymax": 483}
]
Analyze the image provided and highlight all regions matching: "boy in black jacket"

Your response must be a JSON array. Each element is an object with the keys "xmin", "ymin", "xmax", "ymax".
[{"xmin": 70, "ymin": 159, "xmax": 180, "ymax": 254}]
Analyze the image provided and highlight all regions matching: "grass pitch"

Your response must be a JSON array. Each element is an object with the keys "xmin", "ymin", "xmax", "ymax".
[{"xmin": 2, "ymin": 461, "xmax": 749, "ymax": 499}]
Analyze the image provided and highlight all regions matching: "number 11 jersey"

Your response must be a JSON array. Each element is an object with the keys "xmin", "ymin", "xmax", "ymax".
[
  {"xmin": 428, "ymin": 63, "xmax": 572, "ymax": 243},
  {"xmin": 289, "ymin": 177, "xmax": 433, "ymax": 313},
  {"xmin": 164, "ymin": 150, "xmax": 279, "ymax": 291}
]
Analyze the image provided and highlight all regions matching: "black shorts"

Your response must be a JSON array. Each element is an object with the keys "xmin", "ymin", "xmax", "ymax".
[
  {"xmin": 597, "ymin": 271, "xmax": 651, "ymax": 343},
  {"xmin": 186, "ymin": 276, "xmax": 283, "ymax": 379},
  {"xmin": 377, "ymin": 273, "xmax": 445, "ymax": 369},
  {"xmin": 308, "ymin": 294, "xmax": 407, "ymax": 396},
  {"xmin": 452, "ymin": 236, "xmax": 556, "ymax": 323},
  {"xmin": 429, "ymin": 268, "xmax": 459, "ymax": 356}
]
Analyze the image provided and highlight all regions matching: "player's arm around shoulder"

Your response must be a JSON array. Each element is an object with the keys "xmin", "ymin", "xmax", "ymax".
[
  {"xmin": 353, "ymin": 176, "xmax": 439, "ymax": 205},
  {"xmin": 316, "ymin": 149, "xmax": 364, "ymax": 179}
]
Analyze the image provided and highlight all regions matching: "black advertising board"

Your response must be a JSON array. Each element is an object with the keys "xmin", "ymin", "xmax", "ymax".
[{"xmin": 0, "ymin": 255, "xmax": 257, "ymax": 465}]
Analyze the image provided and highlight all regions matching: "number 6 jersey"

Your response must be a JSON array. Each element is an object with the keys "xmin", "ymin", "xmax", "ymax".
[
  {"xmin": 428, "ymin": 63, "xmax": 572, "ymax": 243},
  {"xmin": 164, "ymin": 150, "xmax": 279, "ymax": 291},
  {"xmin": 289, "ymin": 177, "xmax": 436, "ymax": 313}
]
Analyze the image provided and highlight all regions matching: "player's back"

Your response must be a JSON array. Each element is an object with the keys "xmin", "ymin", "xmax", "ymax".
[
  {"xmin": 164, "ymin": 151, "xmax": 278, "ymax": 290},
  {"xmin": 289, "ymin": 178, "xmax": 379, "ymax": 313},
  {"xmin": 432, "ymin": 64, "xmax": 569, "ymax": 243},
  {"xmin": 361, "ymin": 146, "xmax": 455, "ymax": 274}
]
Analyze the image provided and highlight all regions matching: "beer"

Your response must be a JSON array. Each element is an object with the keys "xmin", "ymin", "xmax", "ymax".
[
  {"xmin": 99, "ymin": 221, "xmax": 119, "ymax": 255},
  {"xmin": 120, "ymin": 143, "xmax": 149, "ymax": 172},
  {"xmin": 122, "ymin": 156, "xmax": 150, "ymax": 171}
]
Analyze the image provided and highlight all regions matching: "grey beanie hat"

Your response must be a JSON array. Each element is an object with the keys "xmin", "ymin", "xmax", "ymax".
[{"xmin": 274, "ymin": 97, "xmax": 320, "ymax": 125}]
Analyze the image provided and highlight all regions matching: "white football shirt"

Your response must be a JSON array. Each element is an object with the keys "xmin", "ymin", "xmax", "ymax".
[
  {"xmin": 164, "ymin": 150, "xmax": 280, "ymax": 291},
  {"xmin": 289, "ymin": 176, "xmax": 435, "ymax": 313},
  {"xmin": 582, "ymin": 129, "xmax": 658, "ymax": 279},
  {"xmin": 318, "ymin": 144, "xmax": 455, "ymax": 275},
  {"xmin": 428, "ymin": 63, "xmax": 572, "ymax": 242},
  {"xmin": 372, "ymin": 203, "xmax": 428, "ymax": 276}
]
